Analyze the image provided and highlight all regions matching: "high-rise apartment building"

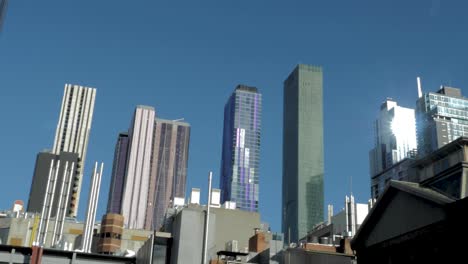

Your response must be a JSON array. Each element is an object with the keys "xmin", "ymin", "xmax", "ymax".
[
  {"xmin": 106, "ymin": 133, "xmax": 129, "ymax": 214},
  {"xmin": 107, "ymin": 106, "xmax": 191, "ymax": 230},
  {"xmin": 416, "ymin": 86, "xmax": 468, "ymax": 156},
  {"xmin": 0, "ymin": 0, "xmax": 8, "ymax": 32},
  {"xmin": 121, "ymin": 106, "xmax": 155, "ymax": 229},
  {"xmin": 282, "ymin": 64, "xmax": 324, "ymax": 243},
  {"xmin": 220, "ymin": 85, "xmax": 262, "ymax": 212},
  {"xmin": 52, "ymin": 84, "xmax": 96, "ymax": 217},
  {"xmin": 146, "ymin": 118, "xmax": 190, "ymax": 230},
  {"xmin": 369, "ymin": 99, "xmax": 417, "ymax": 198}
]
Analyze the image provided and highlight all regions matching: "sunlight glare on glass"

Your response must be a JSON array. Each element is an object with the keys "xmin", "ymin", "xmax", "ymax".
[{"xmin": 390, "ymin": 116, "xmax": 411, "ymax": 139}]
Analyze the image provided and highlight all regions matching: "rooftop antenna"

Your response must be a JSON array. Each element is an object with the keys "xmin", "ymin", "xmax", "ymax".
[
  {"xmin": 417, "ymin": 77, "xmax": 423, "ymax": 98},
  {"xmin": 172, "ymin": 118, "xmax": 184, "ymax": 122}
]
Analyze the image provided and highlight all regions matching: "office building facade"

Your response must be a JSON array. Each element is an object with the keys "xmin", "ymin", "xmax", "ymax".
[
  {"xmin": 369, "ymin": 99, "xmax": 417, "ymax": 176},
  {"xmin": 121, "ymin": 106, "xmax": 155, "ymax": 229},
  {"xmin": 146, "ymin": 119, "xmax": 190, "ymax": 230},
  {"xmin": 416, "ymin": 86, "xmax": 468, "ymax": 156},
  {"xmin": 106, "ymin": 133, "xmax": 129, "ymax": 214},
  {"xmin": 220, "ymin": 85, "xmax": 262, "ymax": 212},
  {"xmin": 107, "ymin": 106, "xmax": 191, "ymax": 230},
  {"xmin": 369, "ymin": 99, "xmax": 417, "ymax": 198},
  {"xmin": 52, "ymin": 84, "xmax": 96, "ymax": 217},
  {"xmin": 282, "ymin": 64, "xmax": 324, "ymax": 243}
]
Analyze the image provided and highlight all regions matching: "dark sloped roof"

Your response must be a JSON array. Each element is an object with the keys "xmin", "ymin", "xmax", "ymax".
[
  {"xmin": 351, "ymin": 180, "xmax": 455, "ymax": 249},
  {"xmin": 389, "ymin": 181, "xmax": 455, "ymax": 205}
]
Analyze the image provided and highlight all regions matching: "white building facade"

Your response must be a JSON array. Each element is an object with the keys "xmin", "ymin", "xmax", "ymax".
[
  {"xmin": 369, "ymin": 99, "xmax": 417, "ymax": 197},
  {"xmin": 52, "ymin": 84, "xmax": 96, "ymax": 217},
  {"xmin": 121, "ymin": 106, "xmax": 155, "ymax": 229}
]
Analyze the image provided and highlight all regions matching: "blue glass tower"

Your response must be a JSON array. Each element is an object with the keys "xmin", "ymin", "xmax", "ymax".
[{"xmin": 220, "ymin": 85, "xmax": 262, "ymax": 212}]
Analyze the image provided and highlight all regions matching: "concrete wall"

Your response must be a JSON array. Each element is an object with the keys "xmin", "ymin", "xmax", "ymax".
[
  {"xmin": 170, "ymin": 205, "xmax": 261, "ymax": 264},
  {"xmin": 284, "ymin": 248, "xmax": 355, "ymax": 264},
  {"xmin": 0, "ymin": 216, "xmax": 151, "ymax": 254}
]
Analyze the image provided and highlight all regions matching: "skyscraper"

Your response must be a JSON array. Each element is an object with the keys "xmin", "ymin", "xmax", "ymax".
[
  {"xmin": 416, "ymin": 86, "xmax": 468, "ymax": 156},
  {"xmin": 369, "ymin": 99, "xmax": 417, "ymax": 199},
  {"xmin": 145, "ymin": 118, "xmax": 190, "ymax": 230},
  {"xmin": 121, "ymin": 106, "xmax": 155, "ymax": 229},
  {"xmin": 220, "ymin": 85, "xmax": 262, "ymax": 212},
  {"xmin": 0, "ymin": 0, "xmax": 8, "ymax": 32},
  {"xmin": 107, "ymin": 106, "xmax": 191, "ymax": 230},
  {"xmin": 106, "ymin": 133, "xmax": 129, "ymax": 214},
  {"xmin": 282, "ymin": 64, "xmax": 324, "ymax": 243},
  {"xmin": 52, "ymin": 84, "xmax": 96, "ymax": 217}
]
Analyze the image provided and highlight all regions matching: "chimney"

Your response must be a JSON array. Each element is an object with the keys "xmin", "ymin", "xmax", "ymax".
[
  {"xmin": 211, "ymin": 189, "xmax": 221, "ymax": 207},
  {"xmin": 190, "ymin": 188, "xmax": 200, "ymax": 204}
]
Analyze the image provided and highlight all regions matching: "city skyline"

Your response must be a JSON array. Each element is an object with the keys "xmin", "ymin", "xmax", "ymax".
[
  {"xmin": 2, "ymin": 1, "xmax": 468, "ymax": 232},
  {"xmin": 220, "ymin": 85, "xmax": 262, "ymax": 212}
]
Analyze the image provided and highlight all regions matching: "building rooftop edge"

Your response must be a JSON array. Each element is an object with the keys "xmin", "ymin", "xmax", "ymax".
[
  {"xmin": 136, "ymin": 105, "xmax": 155, "ymax": 110},
  {"xmin": 156, "ymin": 118, "xmax": 190, "ymax": 126},
  {"xmin": 235, "ymin": 84, "xmax": 259, "ymax": 93}
]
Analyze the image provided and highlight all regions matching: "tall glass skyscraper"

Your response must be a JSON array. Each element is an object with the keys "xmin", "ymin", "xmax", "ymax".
[
  {"xmin": 417, "ymin": 86, "xmax": 468, "ymax": 156},
  {"xmin": 282, "ymin": 64, "xmax": 324, "ymax": 243},
  {"xmin": 220, "ymin": 85, "xmax": 262, "ymax": 212},
  {"xmin": 369, "ymin": 99, "xmax": 417, "ymax": 198}
]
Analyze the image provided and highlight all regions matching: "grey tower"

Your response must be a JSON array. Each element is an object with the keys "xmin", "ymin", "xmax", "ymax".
[
  {"xmin": 106, "ymin": 133, "xmax": 129, "ymax": 214},
  {"xmin": 282, "ymin": 64, "xmax": 324, "ymax": 243},
  {"xmin": 27, "ymin": 151, "xmax": 79, "ymax": 217},
  {"xmin": 0, "ymin": 0, "xmax": 8, "ymax": 32}
]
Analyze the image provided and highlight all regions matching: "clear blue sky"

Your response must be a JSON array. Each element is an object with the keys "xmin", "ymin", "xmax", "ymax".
[{"xmin": 1, "ymin": 0, "xmax": 468, "ymax": 232}]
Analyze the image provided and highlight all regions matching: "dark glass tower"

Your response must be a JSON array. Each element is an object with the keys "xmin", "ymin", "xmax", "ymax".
[
  {"xmin": 0, "ymin": 0, "xmax": 8, "ymax": 32},
  {"xmin": 282, "ymin": 64, "xmax": 324, "ymax": 243},
  {"xmin": 146, "ymin": 118, "xmax": 191, "ymax": 230},
  {"xmin": 220, "ymin": 85, "xmax": 262, "ymax": 212},
  {"xmin": 106, "ymin": 133, "xmax": 129, "ymax": 214}
]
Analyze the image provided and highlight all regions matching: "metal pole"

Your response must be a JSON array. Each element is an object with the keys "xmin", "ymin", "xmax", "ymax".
[
  {"xmin": 36, "ymin": 159, "xmax": 55, "ymax": 245},
  {"xmin": 51, "ymin": 161, "xmax": 69, "ymax": 246},
  {"xmin": 202, "ymin": 171, "xmax": 212, "ymax": 264},
  {"xmin": 88, "ymin": 163, "xmax": 103, "ymax": 252},
  {"xmin": 57, "ymin": 162, "xmax": 75, "ymax": 246},
  {"xmin": 83, "ymin": 162, "xmax": 98, "ymax": 251},
  {"xmin": 43, "ymin": 160, "xmax": 61, "ymax": 245}
]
